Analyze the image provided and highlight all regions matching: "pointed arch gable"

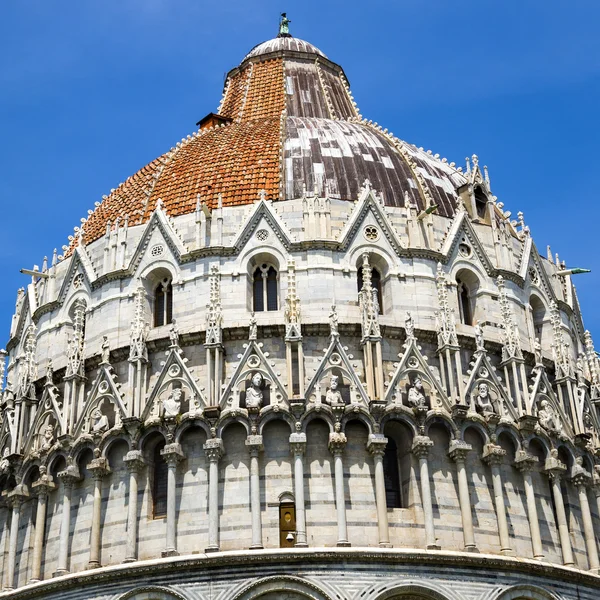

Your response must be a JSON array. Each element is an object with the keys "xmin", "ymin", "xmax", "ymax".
[
  {"xmin": 305, "ymin": 335, "xmax": 369, "ymax": 407},
  {"xmin": 220, "ymin": 339, "xmax": 288, "ymax": 412},
  {"xmin": 143, "ymin": 346, "xmax": 206, "ymax": 422},
  {"xmin": 56, "ymin": 247, "xmax": 96, "ymax": 307},
  {"xmin": 385, "ymin": 335, "xmax": 449, "ymax": 410},
  {"xmin": 530, "ymin": 365, "xmax": 574, "ymax": 438}
]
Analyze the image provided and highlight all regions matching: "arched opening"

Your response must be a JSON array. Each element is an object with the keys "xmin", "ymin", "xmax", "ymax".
[
  {"xmin": 474, "ymin": 185, "xmax": 488, "ymax": 220},
  {"xmin": 152, "ymin": 439, "xmax": 168, "ymax": 518},
  {"xmin": 357, "ymin": 265, "xmax": 383, "ymax": 314},
  {"xmin": 529, "ymin": 294, "xmax": 546, "ymax": 348},
  {"xmin": 383, "ymin": 421, "xmax": 414, "ymax": 510},
  {"xmin": 154, "ymin": 278, "xmax": 173, "ymax": 327},
  {"xmin": 253, "ymin": 265, "xmax": 278, "ymax": 312},
  {"xmin": 455, "ymin": 269, "xmax": 480, "ymax": 326}
]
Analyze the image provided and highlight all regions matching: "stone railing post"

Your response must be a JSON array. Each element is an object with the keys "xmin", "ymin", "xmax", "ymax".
[
  {"xmin": 544, "ymin": 455, "xmax": 574, "ymax": 566},
  {"xmin": 514, "ymin": 451, "xmax": 544, "ymax": 560},
  {"xmin": 367, "ymin": 434, "xmax": 391, "ymax": 547},
  {"xmin": 30, "ymin": 468, "xmax": 55, "ymax": 583},
  {"xmin": 329, "ymin": 429, "xmax": 350, "ymax": 547},
  {"xmin": 123, "ymin": 450, "xmax": 145, "ymax": 563},
  {"xmin": 412, "ymin": 435, "xmax": 440, "ymax": 550},
  {"xmin": 3, "ymin": 485, "xmax": 28, "ymax": 591},
  {"xmin": 55, "ymin": 467, "xmax": 80, "ymax": 576},
  {"xmin": 449, "ymin": 440, "xmax": 477, "ymax": 552},
  {"xmin": 160, "ymin": 443, "xmax": 185, "ymax": 557},
  {"xmin": 246, "ymin": 435, "xmax": 264, "ymax": 549},
  {"xmin": 289, "ymin": 431, "xmax": 308, "ymax": 547},
  {"xmin": 572, "ymin": 462, "xmax": 599, "ymax": 572},
  {"xmin": 87, "ymin": 455, "xmax": 111, "ymax": 569},
  {"xmin": 203, "ymin": 438, "xmax": 224, "ymax": 552},
  {"xmin": 482, "ymin": 443, "xmax": 512, "ymax": 555}
]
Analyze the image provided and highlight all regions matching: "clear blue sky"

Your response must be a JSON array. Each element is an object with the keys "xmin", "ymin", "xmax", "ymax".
[{"xmin": 1, "ymin": 1, "xmax": 599, "ymax": 345}]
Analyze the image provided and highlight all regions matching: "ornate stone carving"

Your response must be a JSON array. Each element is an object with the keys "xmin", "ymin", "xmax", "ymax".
[
  {"xmin": 129, "ymin": 286, "xmax": 149, "ymax": 362},
  {"xmin": 245, "ymin": 372, "xmax": 264, "ymax": 409},
  {"xmin": 538, "ymin": 399, "xmax": 562, "ymax": 436},
  {"xmin": 206, "ymin": 265, "xmax": 223, "ymax": 345},
  {"xmin": 284, "ymin": 259, "xmax": 301, "ymax": 341},
  {"xmin": 325, "ymin": 374, "xmax": 343, "ymax": 405},
  {"xmin": 496, "ymin": 275, "xmax": 522, "ymax": 361},
  {"xmin": 435, "ymin": 263, "xmax": 458, "ymax": 348},
  {"xmin": 407, "ymin": 376, "xmax": 427, "ymax": 409},
  {"xmin": 162, "ymin": 388, "xmax": 182, "ymax": 418},
  {"xmin": 66, "ymin": 298, "xmax": 87, "ymax": 378},
  {"xmin": 358, "ymin": 253, "xmax": 380, "ymax": 341}
]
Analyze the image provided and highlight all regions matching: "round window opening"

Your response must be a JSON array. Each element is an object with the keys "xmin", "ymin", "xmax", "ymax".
[
  {"xmin": 458, "ymin": 243, "xmax": 472, "ymax": 258},
  {"xmin": 364, "ymin": 225, "xmax": 379, "ymax": 241},
  {"xmin": 151, "ymin": 244, "xmax": 165, "ymax": 257},
  {"xmin": 256, "ymin": 229, "xmax": 269, "ymax": 242}
]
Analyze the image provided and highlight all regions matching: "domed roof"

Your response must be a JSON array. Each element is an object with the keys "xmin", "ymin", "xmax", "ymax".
[
  {"xmin": 244, "ymin": 36, "xmax": 327, "ymax": 60},
  {"xmin": 73, "ymin": 32, "xmax": 467, "ymax": 252}
]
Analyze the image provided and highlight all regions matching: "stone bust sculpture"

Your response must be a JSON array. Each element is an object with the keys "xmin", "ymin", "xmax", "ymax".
[
  {"xmin": 475, "ymin": 382, "xmax": 494, "ymax": 414},
  {"xmin": 325, "ymin": 374, "xmax": 343, "ymax": 405},
  {"xmin": 246, "ymin": 372, "xmax": 264, "ymax": 409},
  {"xmin": 91, "ymin": 408, "xmax": 109, "ymax": 433},
  {"xmin": 41, "ymin": 424, "xmax": 54, "ymax": 450},
  {"xmin": 538, "ymin": 399, "xmax": 561, "ymax": 434},
  {"xmin": 408, "ymin": 376, "xmax": 427, "ymax": 408},
  {"xmin": 162, "ymin": 388, "xmax": 182, "ymax": 418}
]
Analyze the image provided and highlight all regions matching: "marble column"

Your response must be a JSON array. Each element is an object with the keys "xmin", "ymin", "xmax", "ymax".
[
  {"xmin": 289, "ymin": 431, "xmax": 308, "ymax": 547},
  {"xmin": 123, "ymin": 450, "xmax": 145, "ymax": 563},
  {"xmin": 246, "ymin": 434, "xmax": 264, "ymax": 549},
  {"xmin": 203, "ymin": 438, "xmax": 224, "ymax": 552},
  {"xmin": 482, "ymin": 444, "xmax": 512, "ymax": 555},
  {"xmin": 514, "ymin": 452, "xmax": 544, "ymax": 560},
  {"xmin": 55, "ymin": 468, "xmax": 79, "ymax": 576},
  {"xmin": 449, "ymin": 440, "xmax": 477, "ymax": 552},
  {"xmin": 30, "ymin": 469, "xmax": 55, "ymax": 583},
  {"xmin": 87, "ymin": 456, "xmax": 110, "ymax": 569},
  {"xmin": 545, "ymin": 456, "xmax": 574, "ymax": 567},
  {"xmin": 160, "ymin": 443, "xmax": 184, "ymax": 557},
  {"xmin": 329, "ymin": 429, "xmax": 350, "ymax": 546},
  {"xmin": 367, "ymin": 434, "xmax": 391, "ymax": 547},
  {"xmin": 3, "ymin": 486, "xmax": 27, "ymax": 591},
  {"xmin": 412, "ymin": 435, "xmax": 440, "ymax": 550},
  {"xmin": 572, "ymin": 464, "xmax": 600, "ymax": 572}
]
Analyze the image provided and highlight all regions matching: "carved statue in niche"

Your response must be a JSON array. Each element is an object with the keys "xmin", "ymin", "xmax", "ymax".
[
  {"xmin": 100, "ymin": 336, "xmax": 110, "ymax": 364},
  {"xmin": 534, "ymin": 339, "xmax": 543, "ymax": 365},
  {"xmin": 40, "ymin": 424, "xmax": 54, "ymax": 451},
  {"xmin": 91, "ymin": 407, "xmax": 109, "ymax": 433},
  {"xmin": 538, "ymin": 399, "xmax": 562, "ymax": 435},
  {"xmin": 325, "ymin": 374, "xmax": 343, "ymax": 405},
  {"xmin": 246, "ymin": 372, "xmax": 264, "ymax": 409},
  {"xmin": 475, "ymin": 323, "xmax": 485, "ymax": 351},
  {"xmin": 0, "ymin": 448, "xmax": 9, "ymax": 475},
  {"xmin": 162, "ymin": 388, "xmax": 182, "ymax": 418},
  {"xmin": 248, "ymin": 312, "xmax": 257, "ymax": 341},
  {"xmin": 474, "ymin": 382, "xmax": 494, "ymax": 414},
  {"xmin": 405, "ymin": 311, "xmax": 415, "ymax": 339},
  {"xmin": 169, "ymin": 319, "xmax": 179, "ymax": 347},
  {"xmin": 407, "ymin": 375, "xmax": 427, "ymax": 408},
  {"xmin": 329, "ymin": 305, "xmax": 339, "ymax": 336}
]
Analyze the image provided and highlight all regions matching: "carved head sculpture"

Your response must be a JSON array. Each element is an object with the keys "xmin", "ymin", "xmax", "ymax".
[
  {"xmin": 478, "ymin": 382, "xmax": 489, "ymax": 398},
  {"xmin": 251, "ymin": 372, "xmax": 263, "ymax": 388},
  {"xmin": 413, "ymin": 375, "xmax": 423, "ymax": 390},
  {"xmin": 92, "ymin": 408, "xmax": 102, "ymax": 420},
  {"xmin": 330, "ymin": 374, "xmax": 339, "ymax": 390},
  {"xmin": 44, "ymin": 424, "xmax": 54, "ymax": 439},
  {"xmin": 172, "ymin": 388, "xmax": 183, "ymax": 401}
]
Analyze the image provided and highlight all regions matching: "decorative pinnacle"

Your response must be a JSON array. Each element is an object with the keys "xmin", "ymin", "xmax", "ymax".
[{"xmin": 278, "ymin": 13, "xmax": 291, "ymax": 38}]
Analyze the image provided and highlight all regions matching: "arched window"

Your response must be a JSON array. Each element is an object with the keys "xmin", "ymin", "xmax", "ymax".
[
  {"xmin": 457, "ymin": 278, "xmax": 473, "ymax": 325},
  {"xmin": 154, "ymin": 278, "xmax": 173, "ymax": 327},
  {"xmin": 383, "ymin": 436, "xmax": 402, "ymax": 508},
  {"xmin": 529, "ymin": 294, "xmax": 546, "ymax": 346},
  {"xmin": 357, "ymin": 266, "xmax": 383, "ymax": 314},
  {"xmin": 474, "ymin": 185, "xmax": 487, "ymax": 220},
  {"xmin": 253, "ymin": 265, "xmax": 278, "ymax": 312},
  {"xmin": 152, "ymin": 440, "xmax": 168, "ymax": 518}
]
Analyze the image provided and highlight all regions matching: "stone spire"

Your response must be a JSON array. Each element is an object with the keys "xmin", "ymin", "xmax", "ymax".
[
  {"xmin": 358, "ymin": 253, "xmax": 381, "ymax": 340},
  {"xmin": 66, "ymin": 299, "xmax": 87, "ymax": 378},
  {"xmin": 0, "ymin": 349, "xmax": 7, "ymax": 395},
  {"xmin": 585, "ymin": 330, "xmax": 600, "ymax": 398},
  {"xmin": 129, "ymin": 286, "xmax": 149, "ymax": 362},
  {"xmin": 496, "ymin": 276, "xmax": 522, "ymax": 361},
  {"xmin": 435, "ymin": 263, "xmax": 458, "ymax": 348},
  {"xmin": 550, "ymin": 301, "xmax": 573, "ymax": 379},
  {"xmin": 206, "ymin": 265, "xmax": 223, "ymax": 345},
  {"xmin": 17, "ymin": 324, "xmax": 37, "ymax": 398},
  {"xmin": 285, "ymin": 259, "xmax": 302, "ymax": 340}
]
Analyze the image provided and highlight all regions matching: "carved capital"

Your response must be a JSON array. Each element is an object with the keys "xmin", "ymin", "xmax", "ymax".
[
  {"xmin": 448, "ymin": 440, "xmax": 472, "ymax": 463},
  {"xmin": 3, "ymin": 484, "xmax": 28, "ymax": 508},
  {"xmin": 328, "ymin": 432, "xmax": 347, "ymax": 455},
  {"xmin": 203, "ymin": 438, "xmax": 224, "ymax": 462},
  {"xmin": 571, "ymin": 463, "xmax": 592, "ymax": 488},
  {"xmin": 289, "ymin": 432, "xmax": 307, "ymax": 456},
  {"xmin": 87, "ymin": 457, "xmax": 111, "ymax": 480},
  {"xmin": 57, "ymin": 466, "xmax": 81, "ymax": 488},
  {"xmin": 544, "ymin": 455, "xmax": 567, "ymax": 480},
  {"xmin": 123, "ymin": 450, "xmax": 146, "ymax": 473},
  {"xmin": 482, "ymin": 443, "xmax": 506, "ymax": 466},
  {"xmin": 412, "ymin": 435, "xmax": 434, "ymax": 459},
  {"xmin": 245, "ymin": 435, "xmax": 263, "ymax": 456},
  {"xmin": 32, "ymin": 473, "xmax": 55, "ymax": 498},
  {"xmin": 514, "ymin": 451, "xmax": 539, "ymax": 473},
  {"xmin": 161, "ymin": 443, "xmax": 185, "ymax": 466},
  {"xmin": 367, "ymin": 434, "xmax": 388, "ymax": 457}
]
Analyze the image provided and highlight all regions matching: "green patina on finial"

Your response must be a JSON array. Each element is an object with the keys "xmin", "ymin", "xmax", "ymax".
[{"xmin": 278, "ymin": 13, "xmax": 291, "ymax": 37}]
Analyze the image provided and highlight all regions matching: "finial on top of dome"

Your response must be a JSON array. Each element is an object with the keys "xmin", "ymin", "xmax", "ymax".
[{"xmin": 278, "ymin": 13, "xmax": 291, "ymax": 38}]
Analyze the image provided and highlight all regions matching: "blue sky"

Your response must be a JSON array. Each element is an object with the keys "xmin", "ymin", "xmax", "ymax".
[{"xmin": 1, "ymin": 1, "xmax": 600, "ymax": 344}]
